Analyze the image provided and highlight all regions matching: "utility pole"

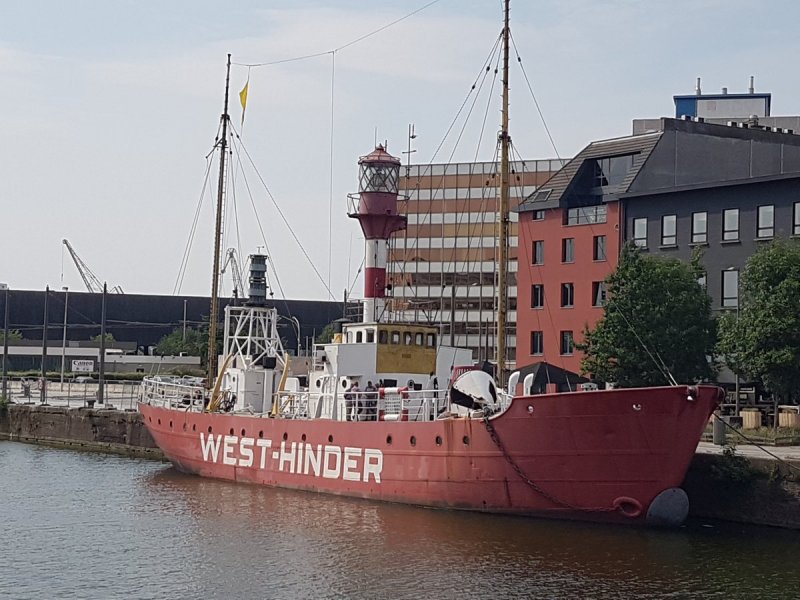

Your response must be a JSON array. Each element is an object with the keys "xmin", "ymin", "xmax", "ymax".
[
  {"xmin": 182, "ymin": 299, "xmax": 188, "ymax": 342},
  {"xmin": 449, "ymin": 282, "xmax": 456, "ymax": 347},
  {"xmin": 40, "ymin": 286, "xmax": 49, "ymax": 404},
  {"xmin": 98, "ymin": 283, "xmax": 107, "ymax": 405},
  {"xmin": 60, "ymin": 287, "xmax": 69, "ymax": 390}
]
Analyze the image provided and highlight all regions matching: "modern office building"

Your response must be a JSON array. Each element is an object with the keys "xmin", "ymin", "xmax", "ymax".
[
  {"xmin": 385, "ymin": 158, "xmax": 564, "ymax": 368},
  {"xmin": 516, "ymin": 116, "xmax": 800, "ymax": 374}
]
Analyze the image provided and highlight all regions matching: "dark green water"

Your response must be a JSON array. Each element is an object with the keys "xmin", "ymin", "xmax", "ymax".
[{"xmin": 1, "ymin": 441, "xmax": 798, "ymax": 599}]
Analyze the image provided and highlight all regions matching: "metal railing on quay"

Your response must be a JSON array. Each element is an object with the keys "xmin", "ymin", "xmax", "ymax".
[{"xmin": 0, "ymin": 376, "xmax": 145, "ymax": 411}]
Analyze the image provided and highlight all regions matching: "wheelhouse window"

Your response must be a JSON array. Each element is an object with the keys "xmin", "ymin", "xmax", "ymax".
[
  {"xmin": 757, "ymin": 205, "xmax": 774, "ymax": 239},
  {"xmin": 633, "ymin": 218, "xmax": 647, "ymax": 248},
  {"xmin": 356, "ymin": 331, "xmax": 363, "ymax": 343},
  {"xmin": 532, "ymin": 240, "xmax": 544, "ymax": 265},
  {"xmin": 378, "ymin": 330, "xmax": 388, "ymax": 344},
  {"xmin": 562, "ymin": 238, "xmax": 575, "ymax": 263},
  {"xmin": 560, "ymin": 331, "xmax": 574, "ymax": 355},
  {"xmin": 391, "ymin": 331, "xmax": 401, "ymax": 345},
  {"xmin": 403, "ymin": 331, "xmax": 413, "ymax": 345},
  {"xmin": 661, "ymin": 215, "xmax": 677, "ymax": 246},
  {"xmin": 722, "ymin": 269, "xmax": 739, "ymax": 308},
  {"xmin": 426, "ymin": 333, "xmax": 437, "ymax": 347},
  {"xmin": 593, "ymin": 235, "xmax": 606, "ymax": 261},
  {"xmin": 530, "ymin": 331, "xmax": 543, "ymax": 355},
  {"xmin": 366, "ymin": 329, "xmax": 375, "ymax": 343},
  {"xmin": 415, "ymin": 332, "xmax": 424, "ymax": 346},
  {"xmin": 561, "ymin": 283, "xmax": 574, "ymax": 308},
  {"xmin": 566, "ymin": 205, "xmax": 607, "ymax": 225},
  {"xmin": 531, "ymin": 284, "xmax": 544, "ymax": 309},
  {"xmin": 692, "ymin": 212, "xmax": 707, "ymax": 244},
  {"xmin": 723, "ymin": 209, "xmax": 739, "ymax": 241}
]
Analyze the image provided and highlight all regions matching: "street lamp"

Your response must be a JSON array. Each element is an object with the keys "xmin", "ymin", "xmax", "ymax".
[
  {"xmin": 1, "ymin": 283, "xmax": 8, "ymax": 399},
  {"xmin": 60, "ymin": 286, "xmax": 69, "ymax": 390},
  {"xmin": 277, "ymin": 315, "xmax": 301, "ymax": 356},
  {"xmin": 725, "ymin": 266, "xmax": 741, "ymax": 414}
]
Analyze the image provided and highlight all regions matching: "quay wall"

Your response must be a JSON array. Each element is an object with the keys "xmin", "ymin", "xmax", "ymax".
[{"xmin": 1, "ymin": 403, "xmax": 797, "ymax": 528}]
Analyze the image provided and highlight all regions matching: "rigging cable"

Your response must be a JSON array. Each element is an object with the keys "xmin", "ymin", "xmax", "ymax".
[{"xmin": 230, "ymin": 122, "xmax": 336, "ymax": 300}]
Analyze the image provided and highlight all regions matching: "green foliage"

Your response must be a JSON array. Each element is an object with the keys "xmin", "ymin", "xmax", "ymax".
[
  {"xmin": 316, "ymin": 322, "xmax": 336, "ymax": 344},
  {"xmin": 717, "ymin": 239, "xmax": 800, "ymax": 404},
  {"xmin": 578, "ymin": 244, "xmax": 717, "ymax": 387},
  {"xmin": 155, "ymin": 327, "xmax": 204, "ymax": 357},
  {"xmin": 0, "ymin": 329, "xmax": 22, "ymax": 344},
  {"xmin": 708, "ymin": 445, "xmax": 758, "ymax": 489},
  {"xmin": 90, "ymin": 333, "xmax": 115, "ymax": 343}
]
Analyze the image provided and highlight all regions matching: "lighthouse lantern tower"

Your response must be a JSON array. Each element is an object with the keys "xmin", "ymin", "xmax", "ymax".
[{"xmin": 349, "ymin": 145, "xmax": 407, "ymax": 322}]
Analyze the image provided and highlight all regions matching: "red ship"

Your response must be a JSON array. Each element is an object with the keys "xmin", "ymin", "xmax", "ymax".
[{"xmin": 139, "ymin": 2, "xmax": 721, "ymax": 527}]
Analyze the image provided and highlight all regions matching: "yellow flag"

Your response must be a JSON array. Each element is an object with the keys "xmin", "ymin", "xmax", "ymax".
[{"xmin": 239, "ymin": 80, "xmax": 249, "ymax": 125}]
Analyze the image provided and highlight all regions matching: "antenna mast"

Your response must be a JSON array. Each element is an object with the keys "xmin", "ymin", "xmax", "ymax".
[
  {"xmin": 207, "ymin": 54, "xmax": 231, "ymax": 387},
  {"xmin": 496, "ymin": 0, "xmax": 510, "ymax": 389}
]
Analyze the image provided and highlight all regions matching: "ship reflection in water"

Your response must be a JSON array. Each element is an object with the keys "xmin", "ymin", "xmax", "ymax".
[{"xmin": 2, "ymin": 442, "xmax": 798, "ymax": 600}]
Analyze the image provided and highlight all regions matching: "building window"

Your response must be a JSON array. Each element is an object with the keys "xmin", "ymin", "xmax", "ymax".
[
  {"xmin": 531, "ymin": 284, "xmax": 544, "ymax": 308},
  {"xmin": 562, "ymin": 238, "xmax": 575, "ymax": 263},
  {"xmin": 723, "ymin": 209, "xmax": 739, "ymax": 241},
  {"xmin": 560, "ymin": 331, "xmax": 574, "ymax": 355},
  {"xmin": 697, "ymin": 272, "xmax": 707, "ymax": 289},
  {"xmin": 757, "ymin": 205, "xmax": 774, "ymax": 239},
  {"xmin": 566, "ymin": 205, "xmax": 607, "ymax": 225},
  {"xmin": 593, "ymin": 235, "xmax": 607, "ymax": 261},
  {"xmin": 633, "ymin": 218, "xmax": 647, "ymax": 248},
  {"xmin": 794, "ymin": 202, "xmax": 800, "ymax": 236},
  {"xmin": 561, "ymin": 283, "xmax": 574, "ymax": 308},
  {"xmin": 661, "ymin": 215, "xmax": 677, "ymax": 246},
  {"xmin": 592, "ymin": 282, "xmax": 607, "ymax": 306},
  {"xmin": 532, "ymin": 210, "xmax": 545, "ymax": 221},
  {"xmin": 532, "ymin": 240, "xmax": 544, "ymax": 265},
  {"xmin": 692, "ymin": 212, "xmax": 707, "ymax": 244},
  {"xmin": 593, "ymin": 155, "xmax": 635, "ymax": 188},
  {"xmin": 530, "ymin": 331, "xmax": 544, "ymax": 355},
  {"xmin": 722, "ymin": 269, "xmax": 739, "ymax": 308}
]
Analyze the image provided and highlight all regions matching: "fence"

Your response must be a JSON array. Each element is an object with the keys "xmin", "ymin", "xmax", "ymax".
[{"xmin": 0, "ymin": 376, "xmax": 142, "ymax": 411}]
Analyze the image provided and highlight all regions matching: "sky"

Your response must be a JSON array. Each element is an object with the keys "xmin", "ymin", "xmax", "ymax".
[{"xmin": 3, "ymin": 0, "xmax": 800, "ymax": 301}]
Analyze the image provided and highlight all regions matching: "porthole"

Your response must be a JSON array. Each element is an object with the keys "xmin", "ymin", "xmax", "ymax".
[
  {"xmin": 157, "ymin": 419, "xmax": 161, "ymax": 425},
  {"xmin": 386, "ymin": 435, "xmax": 393, "ymax": 445},
  {"xmin": 435, "ymin": 435, "xmax": 442, "ymax": 446},
  {"xmin": 301, "ymin": 434, "xmax": 307, "ymax": 442},
  {"xmin": 182, "ymin": 423, "xmax": 187, "ymax": 432},
  {"xmin": 282, "ymin": 432, "xmax": 288, "ymax": 441},
  {"xmin": 169, "ymin": 421, "xmax": 173, "ymax": 429},
  {"xmin": 410, "ymin": 436, "xmax": 417, "ymax": 446},
  {"xmin": 258, "ymin": 430, "xmax": 264, "ymax": 439},
  {"xmin": 148, "ymin": 417, "xmax": 152, "ymax": 423},
  {"xmin": 241, "ymin": 429, "xmax": 246, "ymax": 436},
  {"xmin": 208, "ymin": 426, "xmax": 213, "ymax": 434},
  {"xmin": 192, "ymin": 424, "xmax": 196, "ymax": 432},
  {"xmin": 229, "ymin": 428, "xmax": 235, "ymax": 436},
  {"xmin": 463, "ymin": 435, "xmax": 470, "ymax": 445},
  {"xmin": 328, "ymin": 434, "xmax": 334, "ymax": 443}
]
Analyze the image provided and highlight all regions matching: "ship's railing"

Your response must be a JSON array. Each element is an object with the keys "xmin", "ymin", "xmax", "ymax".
[
  {"xmin": 337, "ymin": 389, "xmax": 447, "ymax": 422},
  {"xmin": 275, "ymin": 390, "xmax": 311, "ymax": 419},
  {"xmin": 139, "ymin": 378, "xmax": 206, "ymax": 411}
]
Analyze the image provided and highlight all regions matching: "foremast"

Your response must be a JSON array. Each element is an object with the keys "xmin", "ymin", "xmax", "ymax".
[
  {"xmin": 496, "ymin": 0, "xmax": 510, "ymax": 388},
  {"xmin": 207, "ymin": 54, "xmax": 232, "ymax": 386}
]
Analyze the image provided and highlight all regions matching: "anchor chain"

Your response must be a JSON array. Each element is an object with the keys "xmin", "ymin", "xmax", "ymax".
[{"xmin": 482, "ymin": 414, "xmax": 617, "ymax": 514}]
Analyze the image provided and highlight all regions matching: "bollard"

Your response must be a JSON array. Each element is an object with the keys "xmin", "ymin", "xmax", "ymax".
[{"xmin": 712, "ymin": 412, "xmax": 726, "ymax": 446}]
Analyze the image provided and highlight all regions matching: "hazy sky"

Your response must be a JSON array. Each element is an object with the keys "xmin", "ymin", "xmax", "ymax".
[{"xmin": 3, "ymin": 0, "xmax": 799, "ymax": 300}]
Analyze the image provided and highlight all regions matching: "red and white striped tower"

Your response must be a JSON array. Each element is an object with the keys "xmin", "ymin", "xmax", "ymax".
[{"xmin": 349, "ymin": 146, "xmax": 407, "ymax": 322}]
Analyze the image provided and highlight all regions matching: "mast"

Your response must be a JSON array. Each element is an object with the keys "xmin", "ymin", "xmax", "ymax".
[
  {"xmin": 207, "ymin": 54, "xmax": 232, "ymax": 387},
  {"xmin": 496, "ymin": 0, "xmax": 510, "ymax": 389}
]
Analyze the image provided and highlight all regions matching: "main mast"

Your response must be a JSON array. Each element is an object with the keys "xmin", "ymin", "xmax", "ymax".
[
  {"xmin": 207, "ymin": 54, "xmax": 232, "ymax": 386},
  {"xmin": 496, "ymin": 0, "xmax": 510, "ymax": 388}
]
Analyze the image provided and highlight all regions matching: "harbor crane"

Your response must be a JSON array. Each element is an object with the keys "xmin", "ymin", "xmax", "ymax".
[
  {"xmin": 221, "ymin": 248, "xmax": 245, "ymax": 298},
  {"xmin": 62, "ymin": 239, "xmax": 124, "ymax": 294}
]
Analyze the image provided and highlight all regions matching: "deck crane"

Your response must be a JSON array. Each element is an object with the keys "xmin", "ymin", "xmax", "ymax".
[
  {"xmin": 62, "ymin": 239, "xmax": 124, "ymax": 294},
  {"xmin": 221, "ymin": 248, "xmax": 245, "ymax": 298}
]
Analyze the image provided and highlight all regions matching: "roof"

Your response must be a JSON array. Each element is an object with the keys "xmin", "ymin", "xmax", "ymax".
[
  {"xmin": 517, "ymin": 132, "xmax": 662, "ymax": 212},
  {"xmin": 514, "ymin": 361, "xmax": 589, "ymax": 386}
]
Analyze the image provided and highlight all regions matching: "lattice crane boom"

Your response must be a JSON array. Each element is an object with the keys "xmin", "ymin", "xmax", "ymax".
[
  {"xmin": 221, "ymin": 248, "xmax": 245, "ymax": 298},
  {"xmin": 62, "ymin": 239, "xmax": 103, "ymax": 293}
]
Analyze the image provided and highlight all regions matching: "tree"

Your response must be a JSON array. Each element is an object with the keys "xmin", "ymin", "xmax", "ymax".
[
  {"xmin": 578, "ymin": 244, "xmax": 716, "ymax": 387},
  {"xmin": 717, "ymin": 239, "xmax": 800, "ymax": 404},
  {"xmin": 0, "ymin": 329, "xmax": 22, "ymax": 344},
  {"xmin": 316, "ymin": 322, "xmax": 336, "ymax": 344},
  {"xmin": 91, "ymin": 333, "xmax": 115, "ymax": 344},
  {"xmin": 155, "ymin": 328, "xmax": 204, "ymax": 357}
]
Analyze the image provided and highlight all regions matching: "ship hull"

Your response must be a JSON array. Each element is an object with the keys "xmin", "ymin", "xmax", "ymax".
[{"xmin": 139, "ymin": 385, "xmax": 720, "ymax": 526}]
